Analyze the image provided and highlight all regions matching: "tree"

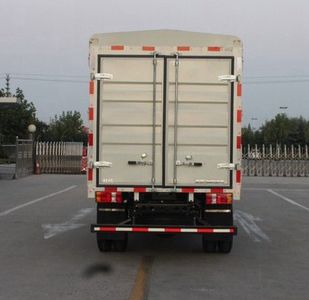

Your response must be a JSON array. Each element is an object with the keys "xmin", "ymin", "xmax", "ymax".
[
  {"xmin": 261, "ymin": 113, "xmax": 290, "ymax": 145},
  {"xmin": 243, "ymin": 114, "xmax": 309, "ymax": 146},
  {"xmin": 0, "ymin": 87, "xmax": 36, "ymax": 144},
  {"xmin": 242, "ymin": 124, "xmax": 255, "ymax": 146},
  {"xmin": 34, "ymin": 119, "xmax": 50, "ymax": 141},
  {"xmin": 45, "ymin": 111, "xmax": 87, "ymax": 143}
]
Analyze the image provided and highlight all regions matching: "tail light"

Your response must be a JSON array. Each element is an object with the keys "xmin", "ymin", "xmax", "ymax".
[
  {"xmin": 206, "ymin": 193, "xmax": 232, "ymax": 205},
  {"xmin": 96, "ymin": 191, "xmax": 123, "ymax": 203}
]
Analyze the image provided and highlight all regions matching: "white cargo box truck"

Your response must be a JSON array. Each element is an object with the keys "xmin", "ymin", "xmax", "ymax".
[{"xmin": 88, "ymin": 30, "xmax": 243, "ymax": 253}]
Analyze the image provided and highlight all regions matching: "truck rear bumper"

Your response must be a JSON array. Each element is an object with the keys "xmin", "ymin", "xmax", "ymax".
[{"xmin": 91, "ymin": 224, "xmax": 237, "ymax": 235}]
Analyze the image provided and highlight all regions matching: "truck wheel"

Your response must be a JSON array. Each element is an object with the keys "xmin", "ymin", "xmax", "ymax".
[
  {"xmin": 113, "ymin": 235, "xmax": 128, "ymax": 252},
  {"xmin": 97, "ymin": 236, "xmax": 112, "ymax": 252},
  {"xmin": 217, "ymin": 239, "xmax": 233, "ymax": 253},
  {"xmin": 202, "ymin": 236, "xmax": 217, "ymax": 253}
]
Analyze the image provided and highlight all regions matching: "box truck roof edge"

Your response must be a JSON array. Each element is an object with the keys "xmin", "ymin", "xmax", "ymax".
[{"xmin": 90, "ymin": 30, "xmax": 242, "ymax": 48}]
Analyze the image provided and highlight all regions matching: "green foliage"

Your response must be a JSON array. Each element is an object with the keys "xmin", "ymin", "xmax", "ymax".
[
  {"xmin": 1, "ymin": 86, "xmax": 87, "ymax": 144},
  {"xmin": 242, "ymin": 124, "xmax": 254, "ymax": 146},
  {"xmin": 43, "ymin": 111, "xmax": 87, "ymax": 143},
  {"xmin": 0, "ymin": 88, "xmax": 36, "ymax": 143},
  {"xmin": 242, "ymin": 124, "xmax": 263, "ymax": 146},
  {"xmin": 262, "ymin": 114, "xmax": 290, "ymax": 144},
  {"xmin": 34, "ymin": 119, "xmax": 50, "ymax": 141},
  {"xmin": 243, "ymin": 113, "xmax": 309, "ymax": 146}
]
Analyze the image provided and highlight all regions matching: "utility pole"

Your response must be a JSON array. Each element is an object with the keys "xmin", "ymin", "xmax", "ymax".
[
  {"xmin": 0, "ymin": 74, "xmax": 17, "ymax": 105},
  {"xmin": 5, "ymin": 74, "xmax": 10, "ymax": 97}
]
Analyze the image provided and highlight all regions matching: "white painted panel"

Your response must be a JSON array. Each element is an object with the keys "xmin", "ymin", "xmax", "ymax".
[
  {"xmin": 166, "ymin": 145, "xmax": 230, "ymax": 186},
  {"xmin": 168, "ymin": 59, "xmax": 230, "ymax": 83},
  {"xmin": 168, "ymin": 127, "xmax": 228, "ymax": 146},
  {"xmin": 102, "ymin": 126, "xmax": 161, "ymax": 144},
  {"xmin": 101, "ymin": 101, "xmax": 162, "ymax": 126},
  {"xmin": 99, "ymin": 145, "xmax": 162, "ymax": 185},
  {"xmin": 168, "ymin": 103, "xmax": 229, "ymax": 127},
  {"xmin": 166, "ymin": 58, "xmax": 232, "ymax": 187},
  {"xmin": 99, "ymin": 57, "xmax": 163, "ymax": 186},
  {"xmin": 102, "ymin": 83, "xmax": 163, "ymax": 101},
  {"xmin": 102, "ymin": 58, "xmax": 163, "ymax": 82},
  {"xmin": 168, "ymin": 84, "xmax": 229, "ymax": 102}
]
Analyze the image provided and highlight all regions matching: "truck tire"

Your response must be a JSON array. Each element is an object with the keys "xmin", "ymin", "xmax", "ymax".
[
  {"xmin": 202, "ymin": 236, "xmax": 217, "ymax": 253},
  {"xmin": 113, "ymin": 240, "xmax": 127, "ymax": 252},
  {"xmin": 113, "ymin": 234, "xmax": 128, "ymax": 252},
  {"xmin": 217, "ymin": 239, "xmax": 233, "ymax": 253},
  {"xmin": 97, "ymin": 236, "xmax": 112, "ymax": 252}
]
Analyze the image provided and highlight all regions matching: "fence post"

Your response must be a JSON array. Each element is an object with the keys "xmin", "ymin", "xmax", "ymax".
[{"xmin": 14, "ymin": 136, "xmax": 18, "ymax": 179}]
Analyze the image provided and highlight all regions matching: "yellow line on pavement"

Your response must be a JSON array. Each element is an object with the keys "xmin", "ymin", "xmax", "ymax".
[{"xmin": 128, "ymin": 256, "xmax": 154, "ymax": 300}]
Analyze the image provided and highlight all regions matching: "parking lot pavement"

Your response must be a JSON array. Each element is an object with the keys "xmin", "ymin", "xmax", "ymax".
[
  {"xmin": 0, "ymin": 175, "xmax": 309, "ymax": 300},
  {"xmin": 0, "ymin": 164, "xmax": 15, "ymax": 179}
]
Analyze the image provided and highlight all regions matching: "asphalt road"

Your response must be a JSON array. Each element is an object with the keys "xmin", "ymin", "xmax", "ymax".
[{"xmin": 0, "ymin": 175, "xmax": 309, "ymax": 300}]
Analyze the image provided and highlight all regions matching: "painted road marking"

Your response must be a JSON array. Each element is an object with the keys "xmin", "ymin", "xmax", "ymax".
[
  {"xmin": 42, "ymin": 208, "xmax": 95, "ymax": 239},
  {"xmin": 244, "ymin": 188, "xmax": 309, "ymax": 192},
  {"xmin": 0, "ymin": 185, "xmax": 77, "ymax": 217},
  {"xmin": 128, "ymin": 256, "xmax": 154, "ymax": 300},
  {"xmin": 234, "ymin": 210, "xmax": 270, "ymax": 242},
  {"xmin": 267, "ymin": 189, "xmax": 309, "ymax": 213}
]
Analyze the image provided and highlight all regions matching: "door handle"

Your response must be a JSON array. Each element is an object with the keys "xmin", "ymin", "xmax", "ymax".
[
  {"xmin": 128, "ymin": 160, "xmax": 153, "ymax": 166},
  {"xmin": 176, "ymin": 160, "xmax": 203, "ymax": 167}
]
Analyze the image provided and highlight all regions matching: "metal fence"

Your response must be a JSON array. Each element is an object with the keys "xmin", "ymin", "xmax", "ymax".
[
  {"xmin": 0, "ymin": 138, "xmax": 34, "ymax": 179},
  {"xmin": 35, "ymin": 142, "xmax": 83, "ymax": 174},
  {"xmin": 3, "ymin": 141, "xmax": 309, "ymax": 178},
  {"xmin": 0, "ymin": 144, "xmax": 16, "ymax": 179},
  {"xmin": 15, "ymin": 139, "xmax": 34, "ymax": 178},
  {"xmin": 242, "ymin": 144, "xmax": 309, "ymax": 177}
]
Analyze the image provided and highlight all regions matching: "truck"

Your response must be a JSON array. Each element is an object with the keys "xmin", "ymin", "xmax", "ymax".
[{"xmin": 87, "ymin": 30, "xmax": 243, "ymax": 253}]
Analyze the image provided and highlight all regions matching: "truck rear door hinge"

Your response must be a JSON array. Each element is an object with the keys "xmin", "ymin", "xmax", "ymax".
[
  {"xmin": 217, "ymin": 163, "xmax": 240, "ymax": 170},
  {"xmin": 93, "ymin": 161, "xmax": 112, "ymax": 168},
  {"xmin": 218, "ymin": 75, "xmax": 237, "ymax": 82},
  {"xmin": 91, "ymin": 73, "xmax": 113, "ymax": 80}
]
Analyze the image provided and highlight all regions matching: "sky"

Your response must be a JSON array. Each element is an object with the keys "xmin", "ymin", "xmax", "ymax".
[{"xmin": 0, "ymin": 0, "xmax": 309, "ymax": 128}]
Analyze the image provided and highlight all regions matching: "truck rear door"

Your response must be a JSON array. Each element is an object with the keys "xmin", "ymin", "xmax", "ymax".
[
  {"xmin": 97, "ymin": 56, "xmax": 164, "ymax": 186},
  {"xmin": 97, "ymin": 55, "xmax": 234, "ymax": 189},
  {"xmin": 165, "ymin": 56, "xmax": 233, "ymax": 188}
]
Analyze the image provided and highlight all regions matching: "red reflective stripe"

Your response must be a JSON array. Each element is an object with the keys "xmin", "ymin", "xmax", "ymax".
[
  {"xmin": 111, "ymin": 45, "xmax": 124, "ymax": 50},
  {"xmin": 142, "ymin": 46, "xmax": 155, "ymax": 51},
  {"xmin": 237, "ymin": 136, "xmax": 242, "ymax": 149},
  {"xmin": 87, "ymin": 168, "xmax": 93, "ymax": 181},
  {"xmin": 210, "ymin": 188, "xmax": 223, "ymax": 193},
  {"xmin": 197, "ymin": 228, "xmax": 213, "ymax": 233},
  {"xmin": 88, "ymin": 133, "xmax": 93, "ymax": 146},
  {"xmin": 132, "ymin": 227, "xmax": 148, "ymax": 232},
  {"xmin": 134, "ymin": 187, "xmax": 146, "ymax": 192},
  {"xmin": 208, "ymin": 46, "xmax": 221, "ymax": 52},
  {"xmin": 165, "ymin": 228, "xmax": 181, "ymax": 233},
  {"xmin": 236, "ymin": 170, "xmax": 241, "ymax": 183},
  {"xmin": 181, "ymin": 188, "xmax": 194, "ymax": 193},
  {"xmin": 105, "ymin": 187, "xmax": 117, "ymax": 192},
  {"xmin": 237, "ymin": 109, "xmax": 242, "ymax": 123},
  {"xmin": 177, "ymin": 46, "xmax": 190, "ymax": 51},
  {"xmin": 237, "ymin": 83, "xmax": 242, "ymax": 96},
  {"xmin": 89, "ymin": 107, "xmax": 94, "ymax": 121},
  {"xmin": 81, "ymin": 157, "xmax": 87, "ymax": 171},
  {"xmin": 101, "ymin": 227, "xmax": 116, "ymax": 232},
  {"xmin": 89, "ymin": 81, "xmax": 94, "ymax": 95}
]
